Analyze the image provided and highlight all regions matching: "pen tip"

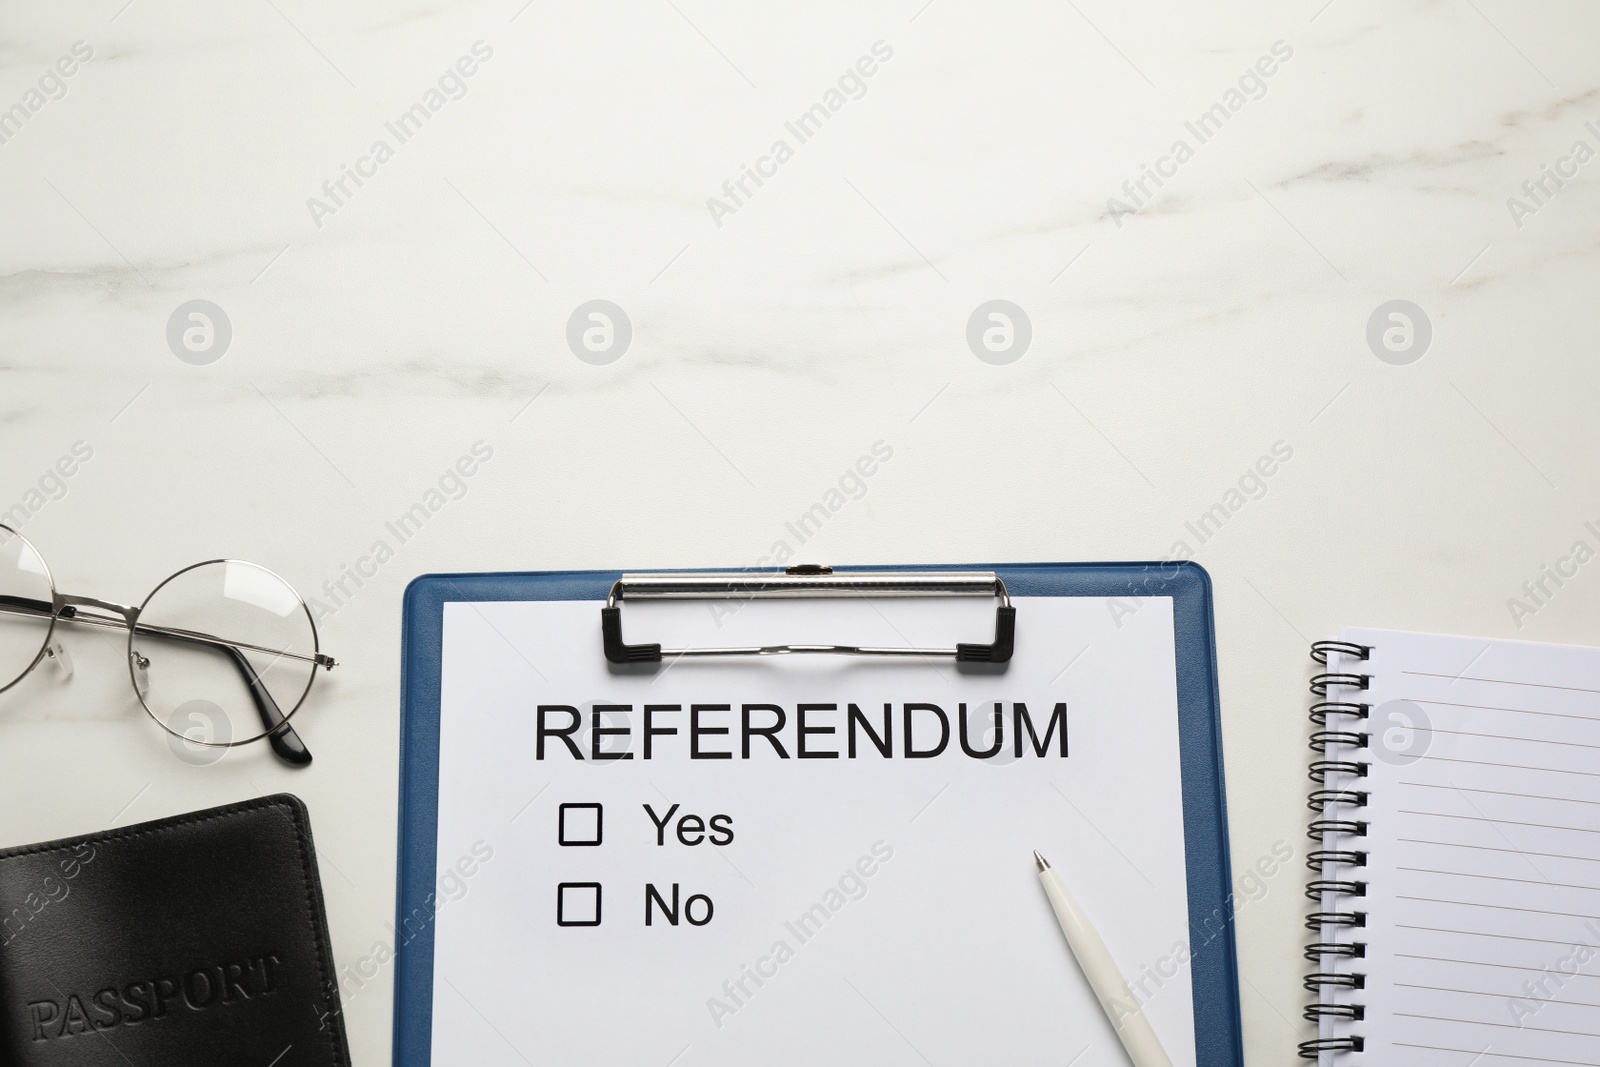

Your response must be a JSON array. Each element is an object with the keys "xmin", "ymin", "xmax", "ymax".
[{"xmin": 1033, "ymin": 850, "xmax": 1050, "ymax": 872}]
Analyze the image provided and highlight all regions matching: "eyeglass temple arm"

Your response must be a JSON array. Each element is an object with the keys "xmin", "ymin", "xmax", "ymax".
[
  {"xmin": 219, "ymin": 644, "xmax": 311, "ymax": 766},
  {"xmin": 125, "ymin": 616, "xmax": 313, "ymax": 767},
  {"xmin": 0, "ymin": 595, "xmax": 312, "ymax": 767}
]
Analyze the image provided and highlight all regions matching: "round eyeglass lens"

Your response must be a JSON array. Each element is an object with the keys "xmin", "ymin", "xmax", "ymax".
[
  {"xmin": 0, "ymin": 526, "xmax": 55, "ymax": 692},
  {"xmin": 131, "ymin": 560, "xmax": 319, "ymax": 747}
]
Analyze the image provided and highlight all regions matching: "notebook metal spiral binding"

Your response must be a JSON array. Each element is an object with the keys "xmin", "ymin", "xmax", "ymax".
[{"xmin": 1300, "ymin": 639, "xmax": 1372, "ymax": 1058}]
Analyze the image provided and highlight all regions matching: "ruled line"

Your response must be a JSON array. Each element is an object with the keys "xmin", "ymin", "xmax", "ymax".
[
  {"xmin": 1414, "ymin": 698, "xmax": 1600, "ymax": 726},
  {"xmin": 1402, "ymin": 670, "xmax": 1600, "ymax": 696},
  {"xmin": 1398, "ymin": 865, "xmax": 1600, "ymax": 893},
  {"xmin": 1397, "ymin": 892, "xmax": 1600, "ymax": 920},
  {"xmin": 1399, "ymin": 838, "xmax": 1600, "ymax": 865},
  {"xmin": 1400, "ymin": 781, "xmax": 1600, "ymax": 808},
  {"xmin": 1396, "ymin": 924, "xmax": 1593, "ymax": 949},
  {"xmin": 1421, "ymin": 725, "xmax": 1600, "ymax": 752},
  {"xmin": 1416, "ymin": 755, "xmax": 1600, "ymax": 779},
  {"xmin": 1398, "ymin": 953, "xmax": 1600, "ymax": 979},
  {"xmin": 1396, "ymin": 982, "xmax": 1600, "ymax": 1009},
  {"xmin": 1396, "ymin": 1011, "xmax": 1600, "ymax": 1039},
  {"xmin": 1399, "ymin": 809, "xmax": 1600, "ymax": 836},
  {"xmin": 1393, "ymin": 1042, "xmax": 1600, "ymax": 1067}
]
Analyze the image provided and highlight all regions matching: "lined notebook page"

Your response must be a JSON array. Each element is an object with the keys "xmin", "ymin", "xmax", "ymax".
[{"xmin": 1323, "ymin": 629, "xmax": 1600, "ymax": 1066}]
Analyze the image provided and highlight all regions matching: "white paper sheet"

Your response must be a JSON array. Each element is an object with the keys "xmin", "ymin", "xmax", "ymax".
[
  {"xmin": 1320, "ymin": 629, "xmax": 1600, "ymax": 1066},
  {"xmin": 428, "ymin": 594, "xmax": 1197, "ymax": 1066}
]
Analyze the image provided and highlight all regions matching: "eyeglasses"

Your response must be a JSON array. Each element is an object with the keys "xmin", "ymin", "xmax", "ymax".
[{"xmin": 0, "ymin": 524, "xmax": 335, "ymax": 766}]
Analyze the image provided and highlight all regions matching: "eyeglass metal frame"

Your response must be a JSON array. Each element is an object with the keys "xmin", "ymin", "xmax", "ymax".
[{"xmin": 0, "ymin": 523, "xmax": 335, "ymax": 767}]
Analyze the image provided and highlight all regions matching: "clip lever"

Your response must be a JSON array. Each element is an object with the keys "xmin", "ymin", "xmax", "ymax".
[{"xmin": 601, "ymin": 570, "xmax": 1015, "ymax": 666}]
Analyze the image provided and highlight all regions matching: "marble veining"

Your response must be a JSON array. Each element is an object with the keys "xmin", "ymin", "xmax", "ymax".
[{"xmin": 2, "ymin": 1, "xmax": 1599, "ymax": 1064}]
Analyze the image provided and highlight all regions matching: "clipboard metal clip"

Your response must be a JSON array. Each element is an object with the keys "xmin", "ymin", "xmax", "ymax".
[{"xmin": 601, "ymin": 568, "xmax": 1015, "ymax": 665}]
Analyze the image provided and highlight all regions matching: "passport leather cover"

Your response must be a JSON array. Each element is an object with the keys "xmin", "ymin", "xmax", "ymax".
[{"xmin": 0, "ymin": 794, "xmax": 350, "ymax": 1065}]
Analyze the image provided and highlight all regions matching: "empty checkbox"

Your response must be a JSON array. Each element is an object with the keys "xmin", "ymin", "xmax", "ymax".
[
  {"xmin": 559, "ymin": 803, "xmax": 603, "ymax": 847},
  {"xmin": 556, "ymin": 882, "xmax": 602, "ymax": 927}
]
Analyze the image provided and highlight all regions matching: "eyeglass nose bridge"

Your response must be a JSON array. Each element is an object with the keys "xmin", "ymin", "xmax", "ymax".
[
  {"xmin": 54, "ymin": 593, "xmax": 147, "ymax": 691},
  {"xmin": 54, "ymin": 592, "xmax": 140, "ymax": 627}
]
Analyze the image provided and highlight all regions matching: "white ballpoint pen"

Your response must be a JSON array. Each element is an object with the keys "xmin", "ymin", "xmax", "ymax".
[{"xmin": 1034, "ymin": 851, "xmax": 1175, "ymax": 1067}]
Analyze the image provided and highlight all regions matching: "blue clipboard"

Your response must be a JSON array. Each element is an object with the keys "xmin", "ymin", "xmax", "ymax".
[{"xmin": 393, "ymin": 562, "xmax": 1243, "ymax": 1066}]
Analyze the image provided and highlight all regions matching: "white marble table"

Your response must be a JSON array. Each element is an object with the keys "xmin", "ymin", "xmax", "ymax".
[{"xmin": 3, "ymin": 1, "xmax": 1598, "ymax": 1062}]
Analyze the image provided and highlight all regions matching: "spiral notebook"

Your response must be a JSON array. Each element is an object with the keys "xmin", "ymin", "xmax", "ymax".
[{"xmin": 1305, "ymin": 629, "xmax": 1600, "ymax": 1064}]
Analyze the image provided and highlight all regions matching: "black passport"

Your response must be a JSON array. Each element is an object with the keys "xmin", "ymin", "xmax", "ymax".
[{"xmin": 0, "ymin": 794, "xmax": 351, "ymax": 1065}]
